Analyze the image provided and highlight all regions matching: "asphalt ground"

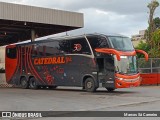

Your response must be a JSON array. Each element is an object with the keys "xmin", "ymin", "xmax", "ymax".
[{"xmin": 0, "ymin": 86, "xmax": 160, "ymax": 120}]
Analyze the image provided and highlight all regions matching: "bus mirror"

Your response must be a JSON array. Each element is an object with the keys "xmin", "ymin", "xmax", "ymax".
[
  {"xmin": 95, "ymin": 48, "xmax": 121, "ymax": 61},
  {"xmin": 135, "ymin": 49, "xmax": 149, "ymax": 61}
]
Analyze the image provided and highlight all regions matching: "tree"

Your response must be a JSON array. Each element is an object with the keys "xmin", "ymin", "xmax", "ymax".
[
  {"xmin": 152, "ymin": 29, "xmax": 160, "ymax": 49},
  {"xmin": 144, "ymin": 29, "xmax": 160, "ymax": 58},
  {"xmin": 147, "ymin": 0, "xmax": 159, "ymax": 48},
  {"xmin": 154, "ymin": 17, "xmax": 160, "ymax": 29},
  {"xmin": 137, "ymin": 0, "xmax": 160, "ymax": 58},
  {"xmin": 145, "ymin": 17, "xmax": 160, "ymax": 39},
  {"xmin": 135, "ymin": 41, "xmax": 150, "ymax": 58}
]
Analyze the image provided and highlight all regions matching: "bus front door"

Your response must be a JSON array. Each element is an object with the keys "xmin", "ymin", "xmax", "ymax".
[{"xmin": 97, "ymin": 56, "xmax": 115, "ymax": 89}]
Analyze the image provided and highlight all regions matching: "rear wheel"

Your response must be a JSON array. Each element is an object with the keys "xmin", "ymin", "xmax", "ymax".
[
  {"xmin": 29, "ymin": 77, "xmax": 38, "ymax": 89},
  {"xmin": 85, "ymin": 78, "xmax": 97, "ymax": 92},
  {"xmin": 106, "ymin": 88, "xmax": 115, "ymax": 92},
  {"xmin": 20, "ymin": 77, "xmax": 29, "ymax": 89}
]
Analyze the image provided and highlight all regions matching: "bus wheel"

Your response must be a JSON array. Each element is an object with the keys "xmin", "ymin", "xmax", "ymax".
[
  {"xmin": 106, "ymin": 88, "xmax": 115, "ymax": 92},
  {"xmin": 20, "ymin": 77, "xmax": 29, "ymax": 89},
  {"xmin": 29, "ymin": 77, "xmax": 38, "ymax": 89},
  {"xmin": 85, "ymin": 78, "xmax": 97, "ymax": 92}
]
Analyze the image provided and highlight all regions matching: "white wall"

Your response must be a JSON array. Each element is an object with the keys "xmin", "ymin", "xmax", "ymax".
[{"xmin": 0, "ymin": 47, "xmax": 5, "ymax": 69}]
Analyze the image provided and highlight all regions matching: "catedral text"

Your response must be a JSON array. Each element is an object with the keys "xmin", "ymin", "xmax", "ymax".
[{"xmin": 34, "ymin": 56, "xmax": 72, "ymax": 65}]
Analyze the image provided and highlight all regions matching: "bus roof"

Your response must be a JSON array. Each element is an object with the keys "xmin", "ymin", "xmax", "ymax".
[{"xmin": 11, "ymin": 33, "xmax": 128, "ymax": 46}]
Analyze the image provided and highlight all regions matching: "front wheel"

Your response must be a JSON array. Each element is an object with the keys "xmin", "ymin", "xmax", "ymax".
[
  {"xmin": 85, "ymin": 78, "xmax": 97, "ymax": 92},
  {"xmin": 29, "ymin": 77, "xmax": 38, "ymax": 89}
]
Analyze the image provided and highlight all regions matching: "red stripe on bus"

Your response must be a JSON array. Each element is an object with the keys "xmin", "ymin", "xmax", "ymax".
[
  {"xmin": 14, "ymin": 47, "xmax": 20, "ymax": 75},
  {"xmin": 26, "ymin": 47, "xmax": 38, "ymax": 80},
  {"xmin": 28, "ymin": 46, "xmax": 45, "ymax": 84},
  {"xmin": 20, "ymin": 47, "xmax": 22, "ymax": 74}
]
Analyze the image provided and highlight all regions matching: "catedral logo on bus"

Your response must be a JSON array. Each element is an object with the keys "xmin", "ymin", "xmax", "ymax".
[{"xmin": 34, "ymin": 56, "xmax": 72, "ymax": 65}]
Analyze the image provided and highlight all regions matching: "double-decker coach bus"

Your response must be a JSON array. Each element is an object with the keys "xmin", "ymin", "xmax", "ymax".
[{"xmin": 5, "ymin": 33, "xmax": 148, "ymax": 92}]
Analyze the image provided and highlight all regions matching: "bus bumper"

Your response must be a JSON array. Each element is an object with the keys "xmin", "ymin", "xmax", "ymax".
[{"xmin": 115, "ymin": 73, "xmax": 141, "ymax": 88}]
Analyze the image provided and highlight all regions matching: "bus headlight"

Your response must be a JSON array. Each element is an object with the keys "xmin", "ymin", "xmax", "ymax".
[
  {"xmin": 116, "ymin": 77, "xmax": 124, "ymax": 80},
  {"xmin": 116, "ymin": 76, "xmax": 140, "ymax": 82}
]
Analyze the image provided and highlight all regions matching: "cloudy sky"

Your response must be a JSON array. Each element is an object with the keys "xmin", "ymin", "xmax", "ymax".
[{"xmin": 1, "ymin": 0, "xmax": 160, "ymax": 37}]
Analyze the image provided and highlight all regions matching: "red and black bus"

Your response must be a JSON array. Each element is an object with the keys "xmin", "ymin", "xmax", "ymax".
[{"xmin": 5, "ymin": 33, "xmax": 148, "ymax": 92}]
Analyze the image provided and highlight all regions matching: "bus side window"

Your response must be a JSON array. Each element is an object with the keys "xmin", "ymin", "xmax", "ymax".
[
  {"xmin": 42, "ymin": 40, "xmax": 70, "ymax": 56},
  {"xmin": 70, "ymin": 38, "xmax": 91, "ymax": 55},
  {"xmin": 44, "ymin": 41, "xmax": 60, "ymax": 56},
  {"xmin": 31, "ymin": 45, "xmax": 39, "ymax": 57},
  {"xmin": 88, "ymin": 36, "xmax": 109, "ymax": 50},
  {"xmin": 38, "ymin": 45, "xmax": 45, "ymax": 56},
  {"xmin": 6, "ymin": 47, "xmax": 17, "ymax": 59},
  {"xmin": 59, "ymin": 40, "xmax": 70, "ymax": 54}
]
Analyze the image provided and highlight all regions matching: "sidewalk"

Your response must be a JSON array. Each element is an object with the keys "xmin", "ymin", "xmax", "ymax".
[{"xmin": 0, "ymin": 73, "xmax": 14, "ymax": 87}]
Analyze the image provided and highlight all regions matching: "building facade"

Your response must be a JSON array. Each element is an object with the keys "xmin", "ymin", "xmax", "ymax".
[{"xmin": 132, "ymin": 30, "xmax": 146, "ymax": 41}]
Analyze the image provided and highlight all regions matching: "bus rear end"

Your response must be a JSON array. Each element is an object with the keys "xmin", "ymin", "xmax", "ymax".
[{"xmin": 5, "ymin": 45, "xmax": 18, "ymax": 84}]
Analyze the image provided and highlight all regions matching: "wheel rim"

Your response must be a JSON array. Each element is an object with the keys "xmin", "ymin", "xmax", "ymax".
[
  {"xmin": 31, "ymin": 80, "xmax": 36, "ymax": 87},
  {"xmin": 87, "ymin": 81, "xmax": 92, "ymax": 89},
  {"xmin": 21, "ymin": 79, "xmax": 26, "ymax": 86}
]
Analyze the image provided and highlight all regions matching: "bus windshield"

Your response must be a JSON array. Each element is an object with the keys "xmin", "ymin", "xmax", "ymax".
[
  {"xmin": 114, "ymin": 56, "xmax": 137, "ymax": 74},
  {"xmin": 108, "ymin": 36, "xmax": 134, "ymax": 51}
]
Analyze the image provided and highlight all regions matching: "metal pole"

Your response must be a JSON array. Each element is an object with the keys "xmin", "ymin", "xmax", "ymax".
[{"xmin": 31, "ymin": 29, "xmax": 36, "ymax": 42}]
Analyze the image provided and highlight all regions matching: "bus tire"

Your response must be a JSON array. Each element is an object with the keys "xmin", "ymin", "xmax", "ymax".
[
  {"xmin": 20, "ymin": 77, "xmax": 29, "ymax": 89},
  {"xmin": 85, "ymin": 77, "xmax": 97, "ymax": 92},
  {"xmin": 29, "ymin": 77, "xmax": 38, "ymax": 89},
  {"xmin": 106, "ymin": 88, "xmax": 115, "ymax": 92}
]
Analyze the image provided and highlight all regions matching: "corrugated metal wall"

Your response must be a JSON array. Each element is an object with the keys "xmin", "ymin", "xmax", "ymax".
[{"xmin": 0, "ymin": 2, "xmax": 84, "ymax": 27}]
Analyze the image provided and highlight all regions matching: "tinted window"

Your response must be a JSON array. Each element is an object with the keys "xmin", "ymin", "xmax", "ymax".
[
  {"xmin": 88, "ymin": 36, "xmax": 109, "ymax": 50},
  {"xmin": 31, "ymin": 45, "xmax": 39, "ymax": 57},
  {"xmin": 44, "ymin": 41, "xmax": 61, "ymax": 56},
  {"xmin": 70, "ymin": 38, "xmax": 91, "ymax": 55},
  {"xmin": 59, "ymin": 40, "xmax": 70, "ymax": 53},
  {"xmin": 38, "ymin": 45, "xmax": 45, "ymax": 56},
  {"xmin": 32, "ymin": 40, "xmax": 71, "ymax": 57},
  {"xmin": 6, "ymin": 47, "xmax": 17, "ymax": 59}
]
